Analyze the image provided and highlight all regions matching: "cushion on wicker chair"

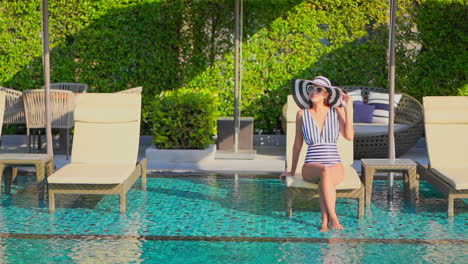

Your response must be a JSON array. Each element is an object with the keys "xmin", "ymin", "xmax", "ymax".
[
  {"xmin": 348, "ymin": 89, "xmax": 363, "ymax": 103},
  {"xmin": 368, "ymin": 91, "xmax": 402, "ymax": 123},
  {"xmin": 353, "ymin": 101, "xmax": 375, "ymax": 123},
  {"xmin": 354, "ymin": 123, "xmax": 409, "ymax": 136}
]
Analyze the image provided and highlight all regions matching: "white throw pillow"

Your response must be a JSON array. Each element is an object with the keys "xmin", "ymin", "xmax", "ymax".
[
  {"xmin": 348, "ymin": 89, "xmax": 363, "ymax": 103},
  {"xmin": 368, "ymin": 91, "xmax": 402, "ymax": 123}
]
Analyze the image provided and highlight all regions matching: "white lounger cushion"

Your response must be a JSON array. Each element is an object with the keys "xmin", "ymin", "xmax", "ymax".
[
  {"xmin": 286, "ymin": 165, "xmax": 361, "ymax": 190},
  {"xmin": 354, "ymin": 123, "xmax": 408, "ymax": 136},
  {"xmin": 424, "ymin": 96, "xmax": 468, "ymax": 124},
  {"xmin": 75, "ymin": 105, "xmax": 139, "ymax": 123},
  {"xmin": 430, "ymin": 168, "xmax": 468, "ymax": 190},
  {"xmin": 48, "ymin": 163, "xmax": 136, "ymax": 184},
  {"xmin": 71, "ymin": 93, "xmax": 141, "ymax": 166},
  {"xmin": 74, "ymin": 94, "xmax": 140, "ymax": 123}
]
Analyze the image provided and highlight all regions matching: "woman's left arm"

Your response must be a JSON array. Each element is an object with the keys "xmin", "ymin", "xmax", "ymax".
[{"xmin": 337, "ymin": 93, "xmax": 354, "ymax": 141}]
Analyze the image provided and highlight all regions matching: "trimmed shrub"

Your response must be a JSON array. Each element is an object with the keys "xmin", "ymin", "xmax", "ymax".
[{"xmin": 151, "ymin": 88, "xmax": 218, "ymax": 149}]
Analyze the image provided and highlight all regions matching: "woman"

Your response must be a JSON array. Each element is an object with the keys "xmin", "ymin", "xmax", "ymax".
[{"xmin": 281, "ymin": 76, "xmax": 354, "ymax": 232}]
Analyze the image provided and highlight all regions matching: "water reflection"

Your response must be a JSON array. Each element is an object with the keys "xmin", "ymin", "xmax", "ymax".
[
  {"xmin": 70, "ymin": 239, "xmax": 143, "ymax": 264},
  {"xmin": 70, "ymin": 211, "xmax": 146, "ymax": 263}
]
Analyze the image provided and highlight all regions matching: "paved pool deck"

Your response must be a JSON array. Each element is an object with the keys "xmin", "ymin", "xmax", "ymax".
[{"xmin": 1, "ymin": 135, "xmax": 429, "ymax": 175}]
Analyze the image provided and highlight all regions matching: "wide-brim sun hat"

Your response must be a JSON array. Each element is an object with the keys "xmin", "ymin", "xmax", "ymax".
[{"xmin": 291, "ymin": 76, "xmax": 343, "ymax": 109}]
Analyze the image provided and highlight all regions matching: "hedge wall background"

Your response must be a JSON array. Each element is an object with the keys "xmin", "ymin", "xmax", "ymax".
[{"xmin": 1, "ymin": 0, "xmax": 466, "ymax": 135}]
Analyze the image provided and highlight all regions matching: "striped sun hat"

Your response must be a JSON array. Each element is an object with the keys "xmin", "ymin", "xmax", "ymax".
[{"xmin": 291, "ymin": 76, "xmax": 343, "ymax": 109}]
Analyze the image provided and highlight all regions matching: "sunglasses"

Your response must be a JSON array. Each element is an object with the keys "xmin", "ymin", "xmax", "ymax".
[{"xmin": 307, "ymin": 85, "xmax": 327, "ymax": 95}]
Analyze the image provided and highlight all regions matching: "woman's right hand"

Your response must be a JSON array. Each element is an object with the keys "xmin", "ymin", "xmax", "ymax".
[{"xmin": 340, "ymin": 92, "xmax": 351, "ymax": 109}]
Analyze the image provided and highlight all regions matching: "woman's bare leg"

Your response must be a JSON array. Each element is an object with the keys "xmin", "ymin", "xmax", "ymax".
[
  {"xmin": 301, "ymin": 163, "xmax": 323, "ymax": 183},
  {"xmin": 318, "ymin": 187, "xmax": 329, "ymax": 232},
  {"xmin": 302, "ymin": 163, "xmax": 329, "ymax": 231},
  {"xmin": 320, "ymin": 163, "xmax": 345, "ymax": 230}
]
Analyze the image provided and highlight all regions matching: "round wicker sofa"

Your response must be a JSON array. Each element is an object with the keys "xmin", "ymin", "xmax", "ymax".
[{"xmin": 341, "ymin": 86, "xmax": 424, "ymax": 159}]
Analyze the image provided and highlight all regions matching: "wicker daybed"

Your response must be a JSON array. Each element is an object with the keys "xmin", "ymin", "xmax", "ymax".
[{"xmin": 341, "ymin": 86, "xmax": 424, "ymax": 159}]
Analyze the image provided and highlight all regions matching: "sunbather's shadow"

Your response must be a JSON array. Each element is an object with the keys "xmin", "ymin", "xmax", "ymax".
[
  {"xmin": 53, "ymin": 194, "xmax": 104, "ymax": 210},
  {"xmin": 0, "ymin": 173, "xmax": 48, "ymax": 210},
  {"xmin": 288, "ymin": 198, "xmax": 360, "ymax": 219},
  {"xmin": 148, "ymin": 176, "xmax": 286, "ymax": 214},
  {"xmin": 147, "ymin": 175, "xmax": 288, "ymax": 217}
]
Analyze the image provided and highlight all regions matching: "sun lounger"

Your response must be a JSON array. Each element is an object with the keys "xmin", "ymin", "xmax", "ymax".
[
  {"xmin": 116, "ymin": 87, "xmax": 143, "ymax": 94},
  {"xmin": 416, "ymin": 96, "xmax": 468, "ymax": 217},
  {"xmin": 47, "ymin": 93, "xmax": 147, "ymax": 213},
  {"xmin": 283, "ymin": 95, "xmax": 365, "ymax": 218}
]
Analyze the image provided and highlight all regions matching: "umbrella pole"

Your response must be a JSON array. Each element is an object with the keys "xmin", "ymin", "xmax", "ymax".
[
  {"xmin": 388, "ymin": 0, "xmax": 397, "ymax": 198},
  {"xmin": 41, "ymin": 0, "xmax": 53, "ymax": 156},
  {"xmin": 233, "ymin": 0, "xmax": 243, "ymax": 153}
]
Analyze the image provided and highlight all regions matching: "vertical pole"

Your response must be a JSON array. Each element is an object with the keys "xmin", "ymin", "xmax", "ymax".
[
  {"xmin": 42, "ymin": 0, "xmax": 53, "ymax": 156},
  {"xmin": 233, "ymin": 0, "xmax": 242, "ymax": 152},
  {"xmin": 240, "ymin": 0, "xmax": 243, "ymax": 115},
  {"xmin": 388, "ymin": 0, "xmax": 397, "ymax": 197}
]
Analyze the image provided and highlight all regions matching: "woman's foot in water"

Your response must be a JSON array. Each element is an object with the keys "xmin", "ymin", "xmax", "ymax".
[
  {"xmin": 329, "ymin": 217, "xmax": 344, "ymax": 230},
  {"xmin": 319, "ymin": 224, "xmax": 330, "ymax": 232},
  {"xmin": 319, "ymin": 212, "xmax": 330, "ymax": 232}
]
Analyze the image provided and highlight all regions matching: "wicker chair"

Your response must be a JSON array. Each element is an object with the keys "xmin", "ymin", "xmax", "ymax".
[
  {"xmin": 23, "ymin": 89, "xmax": 76, "ymax": 159},
  {"xmin": 48, "ymin": 83, "xmax": 88, "ymax": 93},
  {"xmin": 341, "ymin": 86, "xmax": 424, "ymax": 159},
  {"xmin": 0, "ymin": 87, "xmax": 26, "ymax": 124}
]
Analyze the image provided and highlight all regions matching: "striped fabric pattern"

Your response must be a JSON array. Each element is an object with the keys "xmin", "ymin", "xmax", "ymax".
[
  {"xmin": 368, "ymin": 92, "xmax": 402, "ymax": 123},
  {"xmin": 302, "ymin": 108, "xmax": 342, "ymax": 165},
  {"xmin": 348, "ymin": 89, "xmax": 363, "ymax": 103},
  {"xmin": 291, "ymin": 78, "xmax": 344, "ymax": 109}
]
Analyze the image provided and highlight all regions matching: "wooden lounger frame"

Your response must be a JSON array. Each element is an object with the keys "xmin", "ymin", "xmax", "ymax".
[
  {"xmin": 417, "ymin": 163, "xmax": 468, "ymax": 217},
  {"xmin": 48, "ymin": 159, "xmax": 147, "ymax": 213}
]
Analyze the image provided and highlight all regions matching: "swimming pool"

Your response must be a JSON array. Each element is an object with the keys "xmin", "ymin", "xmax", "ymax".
[{"xmin": 0, "ymin": 174, "xmax": 466, "ymax": 263}]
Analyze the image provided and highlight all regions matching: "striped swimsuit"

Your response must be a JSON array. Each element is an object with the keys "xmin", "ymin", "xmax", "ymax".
[{"xmin": 302, "ymin": 108, "xmax": 342, "ymax": 166}]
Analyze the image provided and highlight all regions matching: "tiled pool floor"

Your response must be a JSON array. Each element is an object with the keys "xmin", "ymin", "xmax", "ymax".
[{"xmin": 0, "ymin": 174, "xmax": 466, "ymax": 263}]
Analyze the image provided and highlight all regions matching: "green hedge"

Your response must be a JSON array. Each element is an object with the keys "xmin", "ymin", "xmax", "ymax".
[
  {"xmin": 1, "ymin": 0, "xmax": 466, "ymax": 136},
  {"xmin": 396, "ymin": 0, "xmax": 467, "ymax": 100},
  {"xmin": 150, "ymin": 88, "xmax": 218, "ymax": 149}
]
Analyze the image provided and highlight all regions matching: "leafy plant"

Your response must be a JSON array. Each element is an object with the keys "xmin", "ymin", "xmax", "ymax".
[
  {"xmin": 1, "ymin": 0, "xmax": 466, "ymax": 137},
  {"xmin": 150, "ymin": 88, "xmax": 218, "ymax": 149}
]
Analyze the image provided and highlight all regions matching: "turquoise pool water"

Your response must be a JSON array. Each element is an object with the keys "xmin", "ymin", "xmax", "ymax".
[{"xmin": 0, "ymin": 174, "xmax": 466, "ymax": 263}]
